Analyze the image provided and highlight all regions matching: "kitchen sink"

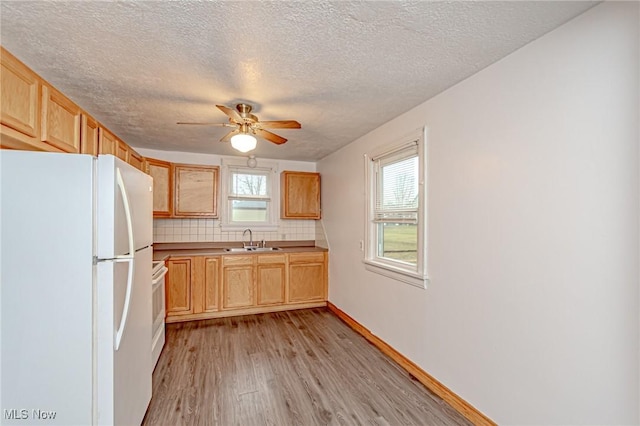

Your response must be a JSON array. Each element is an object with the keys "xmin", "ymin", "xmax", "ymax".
[{"xmin": 224, "ymin": 247, "xmax": 282, "ymax": 252}]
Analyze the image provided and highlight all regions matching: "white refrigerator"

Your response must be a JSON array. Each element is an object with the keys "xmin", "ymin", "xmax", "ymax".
[{"xmin": 1, "ymin": 151, "xmax": 153, "ymax": 425}]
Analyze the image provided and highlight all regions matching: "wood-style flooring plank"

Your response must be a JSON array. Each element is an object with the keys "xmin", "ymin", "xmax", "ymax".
[{"xmin": 142, "ymin": 308, "xmax": 471, "ymax": 426}]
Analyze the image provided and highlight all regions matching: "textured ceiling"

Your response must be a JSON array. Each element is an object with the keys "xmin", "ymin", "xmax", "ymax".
[{"xmin": 1, "ymin": 1, "xmax": 597, "ymax": 161}]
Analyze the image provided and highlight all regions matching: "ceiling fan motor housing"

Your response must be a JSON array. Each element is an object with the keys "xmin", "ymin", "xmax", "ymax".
[{"xmin": 236, "ymin": 103, "xmax": 258, "ymax": 124}]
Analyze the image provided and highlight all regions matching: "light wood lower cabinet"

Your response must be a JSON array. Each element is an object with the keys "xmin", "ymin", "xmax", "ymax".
[
  {"xmin": 166, "ymin": 257, "xmax": 193, "ymax": 316},
  {"xmin": 257, "ymin": 254, "xmax": 286, "ymax": 306},
  {"xmin": 166, "ymin": 256, "xmax": 220, "ymax": 320},
  {"xmin": 222, "ymin": 255, "xmax": 255, "ymax": 309},
  {"xmin": 288, "ymin": 252, "xmax": 327, "ymax": 303},
  {"xmin": 202, "ymin": 257, "xmax": 219, "ymax": 312},
  {"xmin": 165, "ymin": 251, "xmax": 327, "ymax": 323}
]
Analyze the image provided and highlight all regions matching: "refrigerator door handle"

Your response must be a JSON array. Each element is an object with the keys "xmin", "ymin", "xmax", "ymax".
[
  {"xmin": 114, "ymin": 168, "xmax": 136, "ymax": 351},
  {"xmin": 114, "ymin": 256, "xmax": 134, "ymax": 351},
  {"xmin": 116, "ymin": 167, "xmax": 135, "ymax": 258}
]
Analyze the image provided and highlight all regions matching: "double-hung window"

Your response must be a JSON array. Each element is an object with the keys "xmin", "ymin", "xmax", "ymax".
[
  {"xmin": 221, "ymin": 158, "xmax": 278, "ymax": 230},
  {"xmin": 365, "ymin": 128, "xmax": 427, "ymax": 288}
]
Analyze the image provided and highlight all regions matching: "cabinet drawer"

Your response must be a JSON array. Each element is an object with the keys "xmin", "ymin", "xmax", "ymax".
[
  {"xmin": 288, "ymin": 252, "xmax": 325, "ymax": 263},
  {"xmin": 257, "ymin": 254, "xmax": 286, "ymax": 264},
  {"xmin": 222, "ymin": 255, "xmax": 254, "ymax": 266}
]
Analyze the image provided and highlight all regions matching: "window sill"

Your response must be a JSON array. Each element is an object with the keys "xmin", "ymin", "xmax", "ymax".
[{"xmin": 363, "ymin": 259, "xmax": 428, "ymax": 289}]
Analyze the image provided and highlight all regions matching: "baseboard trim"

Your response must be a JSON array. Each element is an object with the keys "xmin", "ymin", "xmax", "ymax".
[
  {"xmin": 166, "ymin": 302, "xmax": 327, "ymax": 323},
  {"xmin": 327, "ymin": 302, "xmax": 495, "ymax": 426}
]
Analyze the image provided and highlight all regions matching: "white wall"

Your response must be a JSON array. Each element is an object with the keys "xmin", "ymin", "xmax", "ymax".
[
  {"xmin": 137, "ymin": 148, "xmax": 319, "ymax": 244},
  {"xmin": 318, "ymin": 3, "xmax": 639, "ymax": 424}
]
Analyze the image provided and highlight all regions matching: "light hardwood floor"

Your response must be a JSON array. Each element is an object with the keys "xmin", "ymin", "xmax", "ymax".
[{"xmin": 142, "ymin": 308, "xmax": 471, "ymax": 426}]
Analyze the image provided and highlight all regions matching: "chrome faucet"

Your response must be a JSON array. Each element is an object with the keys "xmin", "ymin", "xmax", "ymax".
[{"xmin": 242, "ymin": 228, "xmax": 254, "ymax": 248}]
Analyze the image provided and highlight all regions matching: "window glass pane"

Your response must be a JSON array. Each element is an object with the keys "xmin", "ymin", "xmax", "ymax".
[
  {"xmin": 377, "ymin": 223, "xmax": 417, "ymax": 265},
  {"xmin": 232, "ymin": 172, "xmax": 267, "ymax": 196},
  {"xmin": 378, "ymin": 156, "xmax": 418, "ymax": 210},
  {"xmin": 231, "ymin": 200, "xmax": 268, "ymax": 222}
]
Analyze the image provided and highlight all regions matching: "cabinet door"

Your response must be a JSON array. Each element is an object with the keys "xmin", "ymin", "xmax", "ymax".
[
  {"xmin": 0, "ymin": 47, "xmax": 41, "ymax": 143},
  {"xmin": 203, "ymin": 257, "xmax": 220, "ymax": 313},
  {"xmin": 116, "ymin": 138, "xmax": 129, "ymax": 162},
  {"xmin": 146, "ymin": 158, "xmax": 173, "ymax": 217},
  {"xmin": 280, "ymin": 171, "xmax": 321, "ymax": 219},
  {"xmin": 99, "ymin": 127, "xmax": 117, "ymax": 155},
  {"xmin": 166, "ymin": 257, "xmax": 193, "ymax": 316},
  {"xmin": 41, "ymin": 85, "xmax": 81, "ymax": 153},
  {"xmin": 257, "ymin": 264, "xmax": 286, "ymax": 305},
  {"xmin": 80, "ymin": 114, "xmax": 99, "ymax": 155},
  {"xmin": 191, "ymin": 256, "xmax": 220, "ymax": 314},
  {"xmin": 222, "ymin": 256, "xmax": 254, "ymax": 309},
  {"xmin": 257, "ymin": 254, "xmax": 286, "ymax": 306},
  {"xmin": 174, "ymin": 164, "xmax": 219, "ymax": 217},
  {"xmin": 288, "ymin": 252, "xmax": 327, "ymax": 303},
  {"xmin": 128, "ymin": 149, "xmax": 144, "ymax": 171}
]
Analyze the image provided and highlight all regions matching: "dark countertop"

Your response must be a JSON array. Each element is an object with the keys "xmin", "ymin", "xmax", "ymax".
[{"xmin": 153, "ymin": 240, "xmax": 327, "ymax": 261}]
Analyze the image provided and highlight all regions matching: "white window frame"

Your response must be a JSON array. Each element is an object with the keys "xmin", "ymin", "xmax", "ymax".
[
  {"xmin": 220, "ymin": 157, "xmax": 279, "ymax": 231},
  {"xmin": 364, "ymin": 127, "xmax": 428, "ymax": 288}
]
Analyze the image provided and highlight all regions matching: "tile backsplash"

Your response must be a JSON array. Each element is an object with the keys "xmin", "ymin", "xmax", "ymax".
[{"xmin": 153, "ymin": 218, "xmax": 317, "ymax": 243}]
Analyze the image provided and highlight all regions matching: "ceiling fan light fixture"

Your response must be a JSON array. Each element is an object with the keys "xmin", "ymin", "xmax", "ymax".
[{"xmin": 230, "ymin": 133, "xmax": 257, "ymax": 153}]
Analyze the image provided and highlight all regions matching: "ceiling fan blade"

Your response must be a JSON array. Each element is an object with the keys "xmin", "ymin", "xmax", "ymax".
[
  {"xmin": 257, "ymin": 120, "xmax": 301, "ymax": 129},
  {"xmin": 216, "ymin": 105, "xmax": 243, "ymax": 123},
  {"xmin": 255, "ymin": 128, "xmax": 287, "ymax": 145},
  {"xmin": 176, "ymin": 122, "xmax": 232, "ymax": 126},
  {"xmin": 220, "ymin": 129, "xmax": 240, "ymax": 143}
]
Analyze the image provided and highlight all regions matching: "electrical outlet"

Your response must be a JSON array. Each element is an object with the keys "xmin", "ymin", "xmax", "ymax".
[{"xmin": 359, "ymin": 240, "xmax": 364, "ymax": 251}]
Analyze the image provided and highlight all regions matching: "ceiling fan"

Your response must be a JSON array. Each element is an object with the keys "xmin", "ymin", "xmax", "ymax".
[{"xmin": 177, "ymin": 103, "xmax": 301, "ymax": 153}]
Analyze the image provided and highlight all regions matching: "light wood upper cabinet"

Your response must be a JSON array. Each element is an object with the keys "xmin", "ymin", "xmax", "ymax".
[
  {"xmin": 288, "ymin": 252, "xmax": 327, "ymax": 303},
  {"xmin": 281, "ymin": 171, "xmax": 321, "ymax": 219},
  {"xmin": 41, "ymin": 85, "xmax": 81, "ymax": 153},
  {"xmin": 1, "ymin": 46, "xmax": 147, "ymax": 165},
  {"xmin": 0, "ymin": 48, "xmax": 83, "ymax": 153},
  {"xmin": 222, "ymin": 256, "xmax": 255, "ymax": 310},
  {"xmin": 80, "ymin": 114, "xmax": 99, "ymax": 155},
  {"xmin": 173, "ymin": 164, "xmax": 219, "ymax": 218},
  {"xmin": 0, "ymin": 47, "xmax": 42, "ymax": 148},
  {"xmin": 256, "ymin": 254, "xmax": 286, "ymax": 306},
  {"xmin": 146, "ymin": 157, "xmax": 173, "ymax": 217},
  {"xmin": 166, "ymin": 257, "xmax": 193, "ymax": 317},
  {"xmin": 98, "ymin": 127, "xmax": 117, "ymax": 155},
  {"xmin": 115, "ymin": 138, "xmax": 128, "ymax": 162},
  {"xmin": 128, "ymin": 149, "xmax": 144, "ymax": 171}
]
